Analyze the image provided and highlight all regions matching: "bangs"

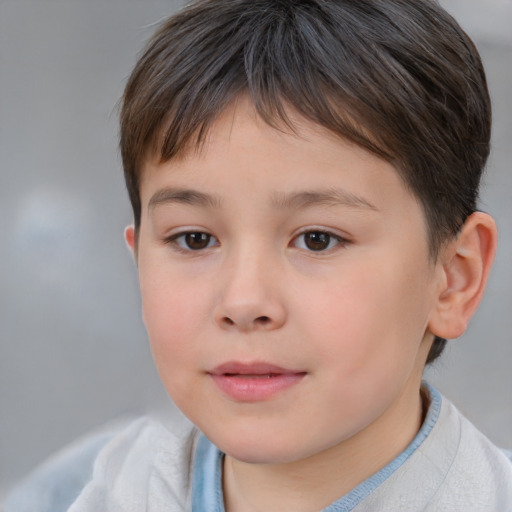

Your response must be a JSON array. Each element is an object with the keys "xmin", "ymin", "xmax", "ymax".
[{"xmin": 144, "ymin": 9, "xmax": 395, "ymax": 166}]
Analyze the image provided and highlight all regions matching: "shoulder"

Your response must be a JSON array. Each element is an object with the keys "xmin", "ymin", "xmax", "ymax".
[
  {"xmin": 4, "ymin": 416, "xmax": 200, "ymax": 512},
  {"xmin": 68, "ymin": 415, "xmax": 199, "ymax": 512},
  {"xmin": 427, "ymin": 394, "xmax": 512, "ymax": 510}
]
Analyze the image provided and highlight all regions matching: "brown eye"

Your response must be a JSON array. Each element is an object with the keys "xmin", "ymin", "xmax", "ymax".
[
  {"xmin": 292, "ymin": 230, "xmax": 345, "ymax": 252},
  {"xmin": 303, "ymin": 231, "xmax": 332, "ymax": 251},
  {"xmin": 184, "ymin": 232, "xmax": 212, "ymax": 250},
  {"xmin": 167, "ymin": 231, "xmax": 218, "ymax": 251}
]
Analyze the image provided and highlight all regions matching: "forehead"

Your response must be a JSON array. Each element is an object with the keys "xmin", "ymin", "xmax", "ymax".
[
  {"xmin": 140, "ymin": 97, "xmax": 408, "ymax": 205},
  {"xmin": 147, "ymin": 92, "xmax": 394, "ymax": 173}
]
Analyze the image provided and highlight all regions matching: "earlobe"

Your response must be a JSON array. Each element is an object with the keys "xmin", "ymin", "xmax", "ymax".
[
  {"xmin": 124, "ymin": 224, "xmax": 138, "ymax": 261},
  {"xmin": 428, "ymin": 212, "xmax": 497, "ymax": 340}
]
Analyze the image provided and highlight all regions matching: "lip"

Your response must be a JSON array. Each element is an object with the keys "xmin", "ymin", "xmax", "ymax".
[{"xmin": 208, "ymin": 361, "xmax": 306, "ymax": 401}]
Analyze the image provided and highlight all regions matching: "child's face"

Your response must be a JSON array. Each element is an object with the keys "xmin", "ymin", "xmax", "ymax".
[{"xmin": 132, "ymin": 97, "xmax": 444, "ymax": 465}]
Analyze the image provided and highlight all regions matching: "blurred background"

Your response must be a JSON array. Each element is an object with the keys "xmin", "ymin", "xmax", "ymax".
[{"xmin": 1, "ymin": 0, "xmax": 511, "ymax": 496}]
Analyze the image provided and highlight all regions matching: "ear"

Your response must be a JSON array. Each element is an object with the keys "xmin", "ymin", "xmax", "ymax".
[
  {"xmin": 124, "ymin": 224, "xmax": 138, "ymax": 261},
  {"xmin": 428, "ymin": 212, "xmax": 497, "ymax": 340}
]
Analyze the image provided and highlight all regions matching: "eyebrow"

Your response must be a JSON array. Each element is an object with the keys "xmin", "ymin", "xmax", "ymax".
[
  {"xmin": 270, "ymin": 188, "xmax": 379, "ymax": 211},
  {"xmin": 148, "ymin": 188, "xmax": 223, "ymax": 211},
  {"xmin": 148, "ymin": 187, "xmax": 378, "ymax": 213}
]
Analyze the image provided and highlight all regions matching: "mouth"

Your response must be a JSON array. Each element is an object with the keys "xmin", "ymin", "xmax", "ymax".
[{"xmin": 208, "ymin": 362, "xmax": 307, "ymax": 401}]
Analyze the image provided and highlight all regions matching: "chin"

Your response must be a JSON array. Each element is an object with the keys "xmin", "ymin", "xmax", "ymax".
[
  {"xmin": 226, "ymin": 446, "xmax": 297, "ymax": 465},
  {"xmin": 208, "ymin": 429, "xmax": 317, "ymax": 465}
]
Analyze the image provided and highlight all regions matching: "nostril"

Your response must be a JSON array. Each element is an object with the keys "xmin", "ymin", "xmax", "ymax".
[{"xmin": 218, "ymin": 314, "xmax": 274, "ymax": 330}]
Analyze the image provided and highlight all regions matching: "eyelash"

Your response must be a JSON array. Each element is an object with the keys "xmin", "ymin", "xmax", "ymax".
[
  {"xmin": 291, "ymin": 229, "xmax": 350, "ymax": 252},
  {"xmin": 164, "ymin": 229, "xmax": 350, "ymax": 253},
  {"xmin": 165, "ymin": 231, "xmax": 219, "ymax": 252}
]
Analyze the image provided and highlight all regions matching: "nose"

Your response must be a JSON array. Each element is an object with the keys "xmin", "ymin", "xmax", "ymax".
[{"xmin": 214, "ymin": 250, "xmax": 287, "ymax": 333}]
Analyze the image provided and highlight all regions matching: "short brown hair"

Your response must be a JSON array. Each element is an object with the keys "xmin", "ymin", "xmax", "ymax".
[{"xmin": 120, "ymin": 0, "xmax": 491, "ymax": 363}]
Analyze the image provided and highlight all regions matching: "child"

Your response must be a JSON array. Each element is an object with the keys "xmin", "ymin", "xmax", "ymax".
[{"xmin": 6, "ymin": 0, "xmax": 512, "ymax": 510}]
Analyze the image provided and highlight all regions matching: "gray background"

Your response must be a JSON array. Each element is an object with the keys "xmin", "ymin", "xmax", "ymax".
[{"xmin": 1, "ymin": 0, "xmax": 511, "ymax": 496}]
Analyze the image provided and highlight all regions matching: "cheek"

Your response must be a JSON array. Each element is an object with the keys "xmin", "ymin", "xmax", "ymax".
[
  {"xmin": 140, "ymin": 281, "xmax": 206, "ymax": 412},
  {"xmin": 138, "ymin": 266, "xmax": 208, "ymax": 372},
  {"xmin": 306, "ymin": 258, "xmax": 430, "ymax": 373}
]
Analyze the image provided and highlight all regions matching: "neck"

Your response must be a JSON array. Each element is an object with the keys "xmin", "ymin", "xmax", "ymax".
[{"xmin": 223, "ymin": 386, "xmax": 425, "ymax": 512}]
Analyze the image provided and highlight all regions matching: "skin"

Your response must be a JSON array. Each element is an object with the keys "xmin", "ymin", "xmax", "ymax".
[{"xmin": 125, "ymin": 97, "xmax": 497, "ymax": 512}]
